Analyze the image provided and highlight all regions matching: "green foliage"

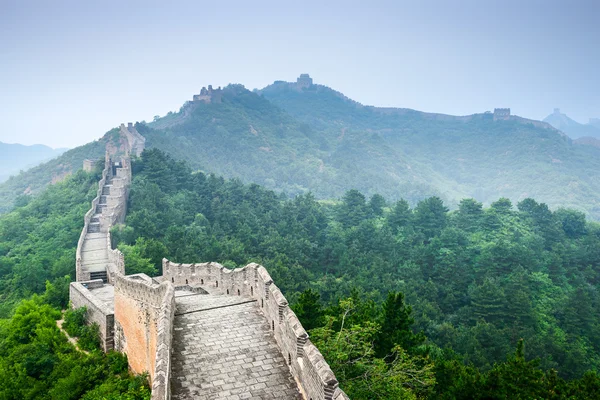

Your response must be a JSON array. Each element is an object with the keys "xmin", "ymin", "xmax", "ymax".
[
  {"xmin": 0, "ymin": 136, "xmax": 108, "ymax": 213},
  {"xmin": 63, "ymin": 307, "xmax": 101, "ymax": 352},
  {"xmin": 375, "ymin": 291, "xmax": 425, "ymax": 358},
  {"xmin": 291, "ymin": 288, "xmax": 324, "ymax": 331},
  {"xmin": 119, "ymin": 238, "xmax": 159, "ymax": 276},
  {"xmin": 310, "ymin": 297, "xmax": 435, "ymax": 399},
  {"xmin": 0, "ymin": 168, "xmax": 100, "ymax": 316},
  {"xmin": 116, "ymin": 149, "xmax": 600, "ymax": 397},
  {"xmin": 0, "ymin": 298, "xmax": 149, "ymax": 400},
  {"xmin": 2, "ymin": 142, "xmax": 599, "ymax": 398}
]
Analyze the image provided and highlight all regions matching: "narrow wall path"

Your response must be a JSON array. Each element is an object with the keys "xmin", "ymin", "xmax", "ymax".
[{"xmin": 171, "ymin": 291, "xmax": 302, "ymax": 400}]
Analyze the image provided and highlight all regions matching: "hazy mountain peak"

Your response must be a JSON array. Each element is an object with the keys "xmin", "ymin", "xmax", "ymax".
[{"xmin": 543, "ymin": 109, "xmax": 600, "ymax": 139}]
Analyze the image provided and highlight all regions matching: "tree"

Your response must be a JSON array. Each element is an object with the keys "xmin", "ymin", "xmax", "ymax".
[
  {"xmin": 375, "ymin": 291, "xmax": 425, "ymax": 358},
  {"xmin": 554, "ymin": 208, "xmax": 587, "ymax": 239},
  {"xmin": 455, "ymin": 198, "xmax": 483, "ymax": 232},
  {"xmin": 336, "ymin": 190, "xmax": 369, "ymax": 228},
  {"xmin": 386, "ymin": 199, "xmax": 412, "ymax": 233},
  {"xmin": 413, "ymin": 197, "xmax": 448, "ymax": 240},
  {"xmin": 292, "ymin": 289, "xmax": 324, "ymax": 331},
  {"xmin": 490, "ymin": 197, "xmax": 513, "ymax": 214},
  {"xmin": 369, "ymin": 194, "xmax": 386, "ymax": 217}
]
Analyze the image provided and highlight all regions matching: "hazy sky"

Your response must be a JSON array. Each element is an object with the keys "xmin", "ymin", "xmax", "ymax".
[{"xmin": 1, "ymin": 0, "xmax": 598, "ymax": 148}]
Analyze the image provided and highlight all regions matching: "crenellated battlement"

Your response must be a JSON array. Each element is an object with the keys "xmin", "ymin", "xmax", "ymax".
[{"xmin": 162, "ymin": 259, "xmax": 349, "ymax": 400}]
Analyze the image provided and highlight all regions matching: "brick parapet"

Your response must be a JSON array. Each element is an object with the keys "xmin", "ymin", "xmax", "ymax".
[
  {"xmin": 150, "ymin": 284, "xmax": 175, "ymax": 400},
  {"xmin": 162, "ymin": 259, "xmax": 349, "ymax": 400},
  {"xmin": 113, "ymin": 272, "xmax": 176, "ymax": 396}
]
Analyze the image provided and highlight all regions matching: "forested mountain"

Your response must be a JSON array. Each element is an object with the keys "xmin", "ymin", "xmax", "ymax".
[
  {"xmin": 0, "ymin": 130, "xmax": 118, "ymax": 213},
  {"xmin": 0, "ymin": 142, "xmax": 67, "ymax": 183},
  {"xmin": 259, "ymin": 80, "xmax": 600, "ymax": 218},
  {"xmin": 2, "ymin": 148, "xmax": 599, "ymax": 398},
  {"xmin": 113, "ymin": 150, "xmax": 599, "ymax": 398},
  {"xmin": 544, "ymin": 109, "xmax": 600, "ymax": 139},
  {"xmin": 4, "ymin": 78, "xmax": 600, "ymax": 221}
]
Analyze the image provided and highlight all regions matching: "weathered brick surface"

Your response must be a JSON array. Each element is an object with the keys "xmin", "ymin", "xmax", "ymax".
[{"xmin": 171, "ymin": 293, "xmax": 302, "ymax": 400}]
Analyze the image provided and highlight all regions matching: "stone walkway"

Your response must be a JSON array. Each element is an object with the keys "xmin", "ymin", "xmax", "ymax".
[
  {"xmin": 171, "ymin": 292, "xmax": 302, "ymax": 400},
  {"xmin": 80, "ymin": 232, "xmax": 109, "ymax": 273}
]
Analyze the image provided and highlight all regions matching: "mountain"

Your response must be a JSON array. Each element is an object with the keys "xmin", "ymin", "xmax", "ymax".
[
  {"xmin": 543, "ymin": 108, "xmax": 600, "ymax": 139},
  {"xmin": 0, "ymin": 131, "xmax": 122, "ymax": 213},
  {"xmin": 3, "ymin": 76, "xmax": 600, "ymax": 220},
  {"xmin": 0, "ymin": 142, "xmax": 68, "ymax": 183},
  {"xmin": 259, "ymin": 78, "xmax": 600, "ymax": 217}
]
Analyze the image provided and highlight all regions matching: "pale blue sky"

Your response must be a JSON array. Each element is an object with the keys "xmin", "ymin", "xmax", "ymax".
[{"xmin": 1, "ymin": 0, "xmax": 598, "ymax": 147}]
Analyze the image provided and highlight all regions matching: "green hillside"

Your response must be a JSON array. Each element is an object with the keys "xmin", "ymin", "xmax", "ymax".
[
  {"xmin": 112, "ymin": 149, "xmax": 600, "ymax": 398},
  {"xmin": 4, "ymin": 79, "xmax": 600, "ymax": 221},
  {"xmin": 0, "ymin": 142, "xmax": 67, "ymax": 183},
  {"xmin": 0, "ymin": 130, "xmax": 118, "ymax": 213},
  {"xmin": 141, "ymin": 84, "xmax": 442, "ymax": 203},
  {"xmin": 259, "ymin": 80, "xmax": 600, "ymax": 218}
]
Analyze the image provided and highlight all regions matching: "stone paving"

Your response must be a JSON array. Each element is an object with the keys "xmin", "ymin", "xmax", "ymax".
[
  {"xmin": 80, "ymin": 232, "xmax": 109, "ymax": 273},
  {"xmin": 88, "ymin": 284, "xmax": 115, "ymax": 311},
  {"xmin": 171, "ymin": 292, "xmax": 302, "ymax": 400}
]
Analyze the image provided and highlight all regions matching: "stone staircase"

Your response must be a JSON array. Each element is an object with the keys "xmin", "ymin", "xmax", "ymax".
[{"xmin": 80, "ymin": 174, "xmax": 126, "ymax": 282}]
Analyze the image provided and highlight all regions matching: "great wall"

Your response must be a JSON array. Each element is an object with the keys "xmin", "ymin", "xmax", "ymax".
[{"xmin": 70, "ymin": 123, "xmax": 349, "ymax": 399}]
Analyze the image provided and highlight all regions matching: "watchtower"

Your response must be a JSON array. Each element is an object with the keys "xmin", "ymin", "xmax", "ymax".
[
  {"xmin": 494, "ymin": 108, "xmax": 511, "ymax": 121},
  {"xmin": 296, "ymin": 73, "xmax": 313, "ymax": 89},
  {"xmin": 193, "ymin": 85, "xmax": 223, "ymax": 103}
]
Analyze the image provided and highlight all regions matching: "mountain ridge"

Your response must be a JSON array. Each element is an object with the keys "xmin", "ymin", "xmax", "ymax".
[
  {"xmin": 2, "ymin": 76, "xmax": 600, "ymax": 219},
  {"xmin": 543, "ymin": 108, "xmax": 600, "ymax": 139},
  {"xmin": 0, "ymin": 141, "xmax": 68, "ymax": 183}
]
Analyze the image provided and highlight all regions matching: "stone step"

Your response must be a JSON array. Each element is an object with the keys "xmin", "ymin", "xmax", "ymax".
[
  {"xmin": 82, "ymin": 238, "xmax": 106, "ymax": 250},
  {"xmin": 81, "ymin": 257, "xmax": 110, "ymax": 266},
  {"xmin": 102, "ymin": 186, "xmax": 111, "ymax": 195},
  {"xmin": 82, "ymin": 260, "xmax": 110, "ymax": 273},
  {"xmin": 99, "ymin": 195, "xmax": 107, "ymax": 204},
  {"xmin": 90, "ymin": 270, "xmax": 108, "ymax": 283},
  {"xmin": 87, "ymin": 223, "xmax": 100, "ymax": 233},
  {"xmin": 85, "ymin": 232, "xmax": 105, "ymax": 240},
  {"xmin": 81, "ymin": 248, "xmax": 109, "ymax": 259},
  {"xmin": 96, "ymin": 204, "xmax": 107, "ymax": 214}
]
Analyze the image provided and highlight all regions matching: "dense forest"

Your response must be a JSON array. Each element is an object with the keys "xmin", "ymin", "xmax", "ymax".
[
  {"xmin": 111, "ymin": 149, "xmax": 598, "ymax": 398},
  {"xmin": 1, "ymin": 148, "xmax": 599, "ymax": 398}
]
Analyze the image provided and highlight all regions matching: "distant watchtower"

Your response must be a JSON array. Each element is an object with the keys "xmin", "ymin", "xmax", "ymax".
[
  {"xmin": 493, "ymin": 108, "xmax": 511, "ymax": 121},
  {"xmin": 554, "ymin": 108, "xmax": 561, "ymax": 115},
  {"xmin": 193, "ymin": 85, "xmax": 223, "ymax": 103},
  {"xmin": 296, "ymin": 74, "xmax": 313, "ymax": 89}
]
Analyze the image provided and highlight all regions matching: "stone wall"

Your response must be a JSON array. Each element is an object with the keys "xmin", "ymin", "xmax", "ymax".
[
  {"xmin": 150, "ymin": 284, "xmax": 176, "ymax": 400},
  {"xmin": 113, "ymin": 273, "xmax": 175, "ymax": 388},
  {"xmin": 69, "ymin": 280, "xmax": 115, "ymax": 351},
  {"xmin": 120, "ymin": 123, "xmax": 146, "ymax": 157},
  {"xmin": 76, "ymin": 152, "xmax": 112, "ymax": 281},
  {"xmin": 162, "ymin": 260, "xmax": 349, "ymax": 400},
  {"xmin": 106, "ymin": 230, "xmax": 125, "ymax": 283}
]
